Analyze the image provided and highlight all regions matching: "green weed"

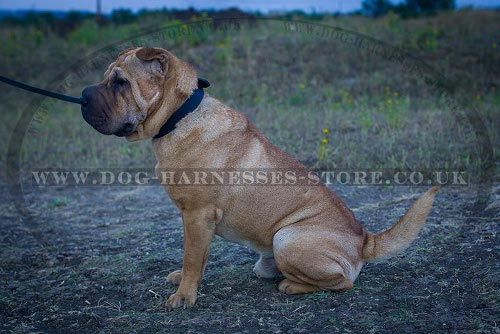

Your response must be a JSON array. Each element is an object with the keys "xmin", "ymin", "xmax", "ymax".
[
  {"xmin": 215, "ymin": 36, "xmax": 234, "ymax": 64},
  {"xmin": 416, "ymin": 25, "xmax": 440, "ymax": 50}
]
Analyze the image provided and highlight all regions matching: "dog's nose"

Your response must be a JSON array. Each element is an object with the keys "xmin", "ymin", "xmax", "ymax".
[
  {"xmin": 79, "ymin": 96, "xmax": 88, "ymax": 106},
  {"xmin": 81, "ymin": 86, "xmax": 92, "ymax": 103},
  {"xmin": 81, "ymin": 86, "xmax": 96, "ymax": 113},
  {"xmin": 80, "ymin": 86, "xmax": 97, "ymax": 121}
]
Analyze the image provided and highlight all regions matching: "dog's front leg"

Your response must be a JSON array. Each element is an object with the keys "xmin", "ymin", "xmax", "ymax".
[{"xmin": 166, "ymin": 208, "xmax": 219, "ymax": 310}]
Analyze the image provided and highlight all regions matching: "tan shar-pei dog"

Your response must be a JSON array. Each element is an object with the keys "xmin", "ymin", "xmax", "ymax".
[{"xmin": 81, "ymin": 47, "xmax": 439, "ymax": 310}]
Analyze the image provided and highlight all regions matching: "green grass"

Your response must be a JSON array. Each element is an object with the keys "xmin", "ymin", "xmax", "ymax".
[{"xmin": 0, "ymin": 10, "xmax": 498, "ymax": 181}]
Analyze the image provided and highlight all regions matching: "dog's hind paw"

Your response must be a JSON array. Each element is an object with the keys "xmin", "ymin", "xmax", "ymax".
[
  {"xmin": 278, "ymin": 279, "xmax": 321, "ymax": 294},
  {"xmin": 166, "ymin": 270, "xmax": 182, "ymax": 285}
]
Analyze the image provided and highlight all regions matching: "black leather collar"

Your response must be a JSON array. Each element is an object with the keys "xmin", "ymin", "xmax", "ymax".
[{"xmin": 153, "ymin": 78, "xmax": 210, "ymax": 139}]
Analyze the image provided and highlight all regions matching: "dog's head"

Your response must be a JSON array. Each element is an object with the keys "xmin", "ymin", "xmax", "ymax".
[{"xmin": 81, "ymin": 47, "xmax": 198, "ymax": 140}]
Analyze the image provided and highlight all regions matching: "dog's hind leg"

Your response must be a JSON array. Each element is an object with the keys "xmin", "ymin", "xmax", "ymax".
[{"xmin": 273, "ymin": 226, "xmax": 356, "ymax": 295}]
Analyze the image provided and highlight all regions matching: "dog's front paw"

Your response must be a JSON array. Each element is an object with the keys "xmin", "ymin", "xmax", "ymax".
[
  {"xmin": 166, "ymin": 270, "xmax": 182, "ymax": 285},
  {"xmin": 165, "ymin": 291, "xmax": 196, "ymax": 310}
]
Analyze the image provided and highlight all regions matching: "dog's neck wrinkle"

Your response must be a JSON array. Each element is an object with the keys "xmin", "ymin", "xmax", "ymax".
[
  {"xmin": 151, "ymin": 80, "xmax": 190, "ymax": 124},
  {"xmin": 147, "ymin": 59, "xmax": 199, "ymax": 135},
  {"xmin": 132, "ymin": 80, "xmax": 195, "ymax": 141}
]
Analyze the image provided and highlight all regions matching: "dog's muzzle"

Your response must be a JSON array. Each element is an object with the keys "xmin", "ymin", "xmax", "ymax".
[
  {"xmin": 81, "ymin": 85, "xmax": 136, "ymax": 136},
  {"xmin": 81, "ymin": 85, "xmax": 113, "ymax": 135}
]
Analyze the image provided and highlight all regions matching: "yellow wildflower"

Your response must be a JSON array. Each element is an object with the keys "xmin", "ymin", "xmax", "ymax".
[
  {"xmin": 299, "ymin": 83, "xmax": 305, "ymax": 89},
  {"xmin": 323, "ymin": 128, "xmax": 329, "ymax": 134},
  {"xmin": 322, "ymin": 138, "xmax": 328, "ymax": 144}
]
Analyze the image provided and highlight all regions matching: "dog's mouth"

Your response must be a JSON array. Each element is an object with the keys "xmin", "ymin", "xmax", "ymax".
[
  {"xmin": 81, "ymin": 85, "xmax": 138, "ymax": 137},
  {"xmin": 114, "ymin": 122, "xmax": 136, "ymax": 137},
  {"xmin": 81, "ymin": 105, "xmax": 114, "ymax": 135}
]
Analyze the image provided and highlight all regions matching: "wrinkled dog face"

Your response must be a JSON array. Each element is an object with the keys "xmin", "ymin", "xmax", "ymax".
[{"xmin": 81, "ymin": 47, "xmax": 168, "ymax": 136}]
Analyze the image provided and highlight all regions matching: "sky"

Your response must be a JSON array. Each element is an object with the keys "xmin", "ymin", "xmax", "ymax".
[{"xmin": 0, "ymin": 0, "xmax": 498, "ymax": 13}]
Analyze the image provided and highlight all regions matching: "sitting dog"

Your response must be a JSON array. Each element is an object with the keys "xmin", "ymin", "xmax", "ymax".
[{"xmin": 81, "ymin": 47, "xmax": 438, "ymax": 310}]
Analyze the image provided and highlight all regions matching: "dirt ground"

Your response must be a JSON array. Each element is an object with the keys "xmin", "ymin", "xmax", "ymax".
[{"xmin": 0, "ymin": 180, "xmax": 498, "ymax": 333}]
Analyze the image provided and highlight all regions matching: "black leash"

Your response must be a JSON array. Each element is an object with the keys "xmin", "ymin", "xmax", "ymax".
[{"xmin": 0, "ymin": 75, "xmax": 86, "ymax": 105}]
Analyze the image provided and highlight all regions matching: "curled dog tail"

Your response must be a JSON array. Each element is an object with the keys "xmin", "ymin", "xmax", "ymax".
[{"xmin": 362, "ymin": 186, "xmax": 440, "ymax": 262}]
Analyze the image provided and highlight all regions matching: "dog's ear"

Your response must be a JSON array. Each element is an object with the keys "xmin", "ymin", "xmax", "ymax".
[{"xmin": 136, "ymin": 47, "xmax": 169, "ymax": 77}]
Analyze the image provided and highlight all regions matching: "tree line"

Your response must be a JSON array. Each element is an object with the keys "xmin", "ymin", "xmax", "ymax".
[{"xmin": 362, "ymin": 0, "xmax": 456, "ymax": 18}]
